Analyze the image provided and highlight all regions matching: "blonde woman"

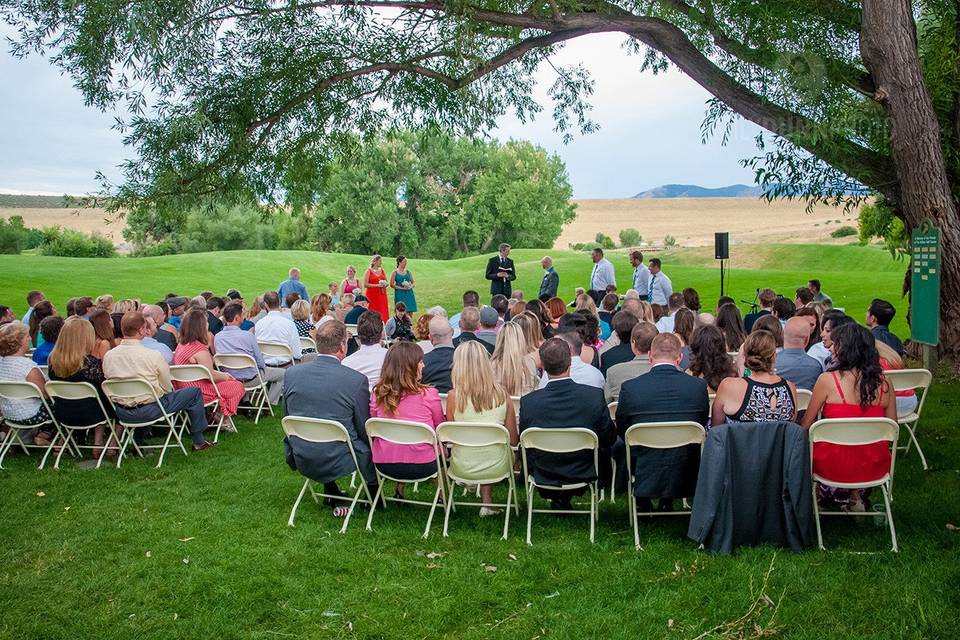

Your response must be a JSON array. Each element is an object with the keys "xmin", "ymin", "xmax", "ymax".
[
  {"xmin": 112, "ymin": 299, "xmax": 140, "ymax": 314},
  {"xmin": 336, "ymin": 293, "xmax": 356, "ymax": 322},
  {"xmin": 446, "ymin": 341, "xmax": 518, "ymax": 514},
  {"xmin": 511, "ymin": 311, "xmax": 544, "ymax": 369},
  {"xmin": 309, "ymin": 293, "xmax": 334, "ymax": 328},
  {"xmin": 290, "ymin": 299, "xmax": 316, "ymax": 354},
  {"xmin": 638, "ymin": 301, "xmax": 656, "ymax": 324},
  {"xmin": 247, "ymin": 295, "xmax": 266, "ymax": 327},
  {"xmin": 0, "ymin": 322, "xmax": 54, "ymax": 444},
  {"xmin": 575, "ymin": 293, "xmax": 600, "ymax": 318},
  {"xmin": 341, "ymin": 265, "xmax": 362, "ymax": 297},
  {"xmin": 491, "ymin": 323, "xmax": 539, "ymax": 397},
  {"xmin": 95, "ymin": 294, "xmax": 114, "ymax": 311}
]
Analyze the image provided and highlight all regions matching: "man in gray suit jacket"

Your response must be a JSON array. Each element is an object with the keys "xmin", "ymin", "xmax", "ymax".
[
  {"xmin": 283, "ymin": 321, "xmax": 377, "ymax": 498},
  {"xmin": 539, "ymin": 256, "xmax": 559, "ymax": 300}
]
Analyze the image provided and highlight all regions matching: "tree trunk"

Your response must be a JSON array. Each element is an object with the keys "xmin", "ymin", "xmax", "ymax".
[{"xmin": 861, "ymin": 0, "xmax": 960, "ymax": 360}]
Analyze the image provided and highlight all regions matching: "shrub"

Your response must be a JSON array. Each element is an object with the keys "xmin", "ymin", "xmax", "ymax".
[
  {"xmin": 618, "ymin": 228, "xmax": 642, "ymax": 247},
  {"xmin": 664, "ymin": 234, "xmax": 677, "ymax": 248},
  {"xmin": 830, "ymin": 225, "xmax": 857, "ymax": 238},
  {"xmin": 38, "ymin": 226, "xmax": 117, "ymax": 258},
  {"xmin": 593, "ymin": 233, "xmax": 616, "ymax": 250},
  {"xmin": 0, "ymin": 216, "xmax": 30, "ymax": 254}
]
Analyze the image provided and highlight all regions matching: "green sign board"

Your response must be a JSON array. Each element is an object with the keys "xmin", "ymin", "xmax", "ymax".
[{"xmin": 911, "ymin": 223, "xmax": 941, "ymax": 346}]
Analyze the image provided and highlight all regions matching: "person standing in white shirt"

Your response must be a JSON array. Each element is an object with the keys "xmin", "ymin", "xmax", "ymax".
[
  {"xmin": 589, "ymin": 248, "xmax": 616, "ymax": 300},
  {"xmin": 341, "ymin": 310, "xmax": 388, "ymax": 390},
  {"xmin": 254, "ymin": 291, "xmax": 303, "ymax": 366},
  {"xmin": 647, "ymin": 258, "xmax": 673, "ymax": 307},
  {"xmin": 629, "ymin": 251, "xmax": 650, "ymax": 301}
]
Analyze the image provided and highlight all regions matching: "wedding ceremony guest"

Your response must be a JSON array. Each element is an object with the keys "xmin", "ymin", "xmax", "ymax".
[
  {"xmin": 254, "ymin": 291, "xmax": 303, "ymax": 366},
  {"xmin": 341, "ymin": 265, "xmax": 362, "ymax": 297},
  {"xmin": 425, "ymin": 305, "xmax": 447, "ymax": 319},
  {"xmin": 604, "ymin": 321, "xmax": 658, "ymax": 402},
  {"xmin": 509, "ymin": 299, "xmax": 527, "ymax": 320},
  {"xmin": 282, "ymin": 320, "xmax": 377, "ymax": 511},
  {"xmin": 96, "ymin": 294, "xmax": 114, "ymax": 312},
  {"xmin": 173, "ymin": 309, "xmax": 246, "ymax": 421},
  {"xmin": 558, "ymin": 312, "xmax": 599, "ymax": 368},
  {"xmin": 682, "ymin": 287, "xmax": 701, "ymax": 313},
  {"xmin": 715, "ymin": 296, "xmax": 735, "ymax": 314},
  {"xmin": 142, "ymin": 304, "xmax": 178, "ymax": 351},
  {"xmin": 422, "ymin": 316, "xmax": 455, "ymax": 392},
  {"xmin": 215, "ymin": 302, "xmax": 285, "ymax": 404},
  {"xmin": 485, "ymin": 243, "xmax": 516, "ymax": 298},
  {"xmin": 598, "ymin": 294, "xmax": 618, "ymax": 327},
  {"xmin": 390, "ymin": 255, "xmax": 417, "ymax": 312},
  {"xmin": 385, "ymin": 302, "xmax": 415, "ymax": 342},
  {"xmin": 545, "ymin": 298, "xmax": 566, "ymax": 331},
  {"xmin": 446, "ymin": 341, "xmax": 518, "ymax": 514},
  {"xmin": 775, "ymin": 317, "xmax": 823, "ymax": 391},
  {"xmin": 801, "ymin": 322, "xmax": 896, "ymax": 511},
  {"xmin": 327, "ymin": 281, "xmax": 341, "ymax": 306},
  {"xmin": 343, "ymin": 311, "xmax": 388, "ymax": 390},
  {"xmin": 512, "ymin": 311, "xmax": 545, "ymax": 367},
  {"xmin": 589, "ymin": 248, "xmax": 616, "ymax": 303},
  {"xmin": 283, "ymin": 292, "xmax": 301, "ymax": 311},
  {"xmin": 27, "ymin": 300, "xmax": 56, "ymax": 349},
  {"xmin": 491, "ymin": 322, "xmax": 539, "ymax": 397},
  {"xmin": 656, "ymin": 292, "xmax": 685, "ymax": 334},
  {"xmin": 206, "ymin": 297, "xmax": 224, "ymax": 335},
  {"xmin": 539, "ymin": 256, "xmax": 559, "ymax": 300},
  {"xmin": 688, "ymin": 325, "xmax": 737, "ymax": 393},
  {"xmin": 369, "ymin": 342, "xmax": 445, "ymax": 499},
  {"xmin": 744, "ymin": 288, "xmax": 776, "ymax": 332},
  {"xmin": 512, "ymin": 289, "xmax": 525, "ymax": 302},
  {"xmin": 711, "ymin": 330, "xmax": 797, "ymax": 426},
  {"xmin": 807, "ymin": 311, "xmax": 853, "ymax": 368},
  {"xmin": 795, "ymin": 286, "xmax": 814, "ymax": 308},
  {"xmin": 310, "ymin": 293, "xmax": 334, "ymax": 328},
  {"xmin": 629, "ymin": 250, "xmax": 650, "ymax": 301},
  {"xmin": 616, "ymin": 333, "xmax": 709, "ymax": 512},
  {"xmin": 363, "ymin": 254, "xmax": 391, "ymax": 322},
  {"xmin": 0, "ymin": 305, "xmax": 14, "ymax": 325},
  {"xmin": 715, "ymin": 302, "xmax": 747, "ymax": 352},
  {"xmin": 794, "ymin": 306, "xmax": 821, "ymax": 345},
  {"xmin": 246, "ymin": 295, "xmax": 266, "ymax": 327},
  {"xmin": 599, "ymin": 310, "xmax": 639, "ymax": 376},
  {"xmin": 343, "ymin": 294, "xmax": 368, "ymax": 325},
  {"xmin": 141, "ymin": 316, "xmax": 174, "ymax": 364},
  {"xmin": 537, "ymin": 331, "xmax": 603, "ymax": 389},
  {"xmin": 752, "ymin": 314, "xmax": 784, "ymax": 348},
  {"xmin": 88, "ymin": 309, "xmax": 118, "ymax": 359},
  {"xmin": 454, "ymin": 307, "xmax": 494, "ymax": 355},
  {"xmin": 290, "ymin": 299, "xmax": 316, "ymax": 355},
  {"xmin": 772, "ymin": 296, "xmax": 796, "ymax": 325},
  {"xmin": 490, "ymin": 295, "xmax": 509, "ymax": 328},
  {"xmin": 414, "ymin": 313, "xmax": 434, "ymax": 354},
  {"xmin": 31, "ymin": 315, "xmax": 63, "ymax": 365},
  {"xmin": 278, "ymin": 267, "xmax": 309, "ymax": 307},
  {"xmin": 22, "ymin": 291, "xmax": 46, "ymax": 325},
  {"xmin": 519, "ymin": 337, "xmax": 615, "ymax": 510},
  {"xmin": 0, "ymin": 322, "xmax": 54, "ymax": 445},
  {"xmin": 647, "ymin": 258, "xmax": 673, "ymax": 307},
  {"xmin": 102, "ymin": 312, "xmax": 214, "ymax": 451},
  {"xmin": 866, "ymin": 299, "xmax": 904, "ymax": 356},
  {"xmin": 672, "ymin": 307, "xmax": 695, "ymax": 370},
  {"xmin": 808, "ymin": 279, "xmax": 832, "ymax": 305},
  {"xmin": 876, "ymin": 341, "xmax": 918, "ymax": 417},
  {"xmin": 449, "ymin": 290, "xmax": 480, "ymax": 339},
  {"xmin": 166, "ymin": 296, "xmax": 187, "ymax": 328},
  {"xmin": 476, "ymin": 306, "xmax": 500, "ymax": 348}
]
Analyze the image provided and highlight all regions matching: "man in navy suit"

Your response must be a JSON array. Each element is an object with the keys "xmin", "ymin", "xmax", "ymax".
[
  {"xmin": 615, "ymin": 333, "xmax": 709, "ymax": 512},
  {"xmin": 519, "ymin": 337, "xmax": 616, "ymax": 509},
  {"xmin": 485, "ymin": 243, "xmax": 516, "ymax": 298}
]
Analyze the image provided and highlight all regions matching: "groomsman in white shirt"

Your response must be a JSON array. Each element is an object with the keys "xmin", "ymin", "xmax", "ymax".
[
  {"xmin": 589, "ymin": 248, "xmax": 616, "ymax": 303},
  {"xmin": 647, "ymin": 258, "xmax": 673, "ymax": 307},
  {"xmin": 629, "ymin": 250, "xmax": 650, "ymax": 301}
]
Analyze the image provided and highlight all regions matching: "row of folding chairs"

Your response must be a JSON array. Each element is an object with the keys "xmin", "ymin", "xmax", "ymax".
[{"xmin": 282, "ymin": 415, "xmax": 903, "ymax": 551}]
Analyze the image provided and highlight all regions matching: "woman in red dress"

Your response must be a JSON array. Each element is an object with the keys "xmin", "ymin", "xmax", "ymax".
[
  {"xmin": 172, "ymin": 309, "xmax": 246, "ymax": 421},
  {"xmin": 801, "ymin": 322, "xmax": 897, "ymax": 511},
  {"xmin": 364, "ymin": 254, "xmax": 390, "ymax": 322}
]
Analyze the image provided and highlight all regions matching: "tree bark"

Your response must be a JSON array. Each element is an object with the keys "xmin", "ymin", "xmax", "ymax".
[{"xmin": 861, "ymin": 0, "xmax": 960, "ymax": 360}]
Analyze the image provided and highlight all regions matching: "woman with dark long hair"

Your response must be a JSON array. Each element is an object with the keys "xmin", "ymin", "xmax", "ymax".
[
  {"xmin": 715, "ymin": 302, "xmax": 747, "ymax": 352},
  {"xmin": 88, "ymin": 309, "xmax": 117, "ymax": 359},
  {"xmin": 801, "ymin": 323, "xmax": 896, "ymax": 511},
  {"xmin": 688, "ymin": 324, "xmax": 737, "ymax": 393},
  {"xmin": 524, "ymin": 299, "xmax": 554, "ymax": 338},
  {"xmin": 28, "ymin": 300, "xmax": 57, "ymax": 348},
  {"xmin": 672, "ymin": 307, "xmax": 696, "ymax": 369}
]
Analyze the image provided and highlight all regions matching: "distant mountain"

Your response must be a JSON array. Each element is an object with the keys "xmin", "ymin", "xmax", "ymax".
[
  {"xmin": 0, "ymin": 193, "xmax": 74, "ymax": 208},
  {"xmin": 632, "ymin": 184, "xmax": 764, "ymax": 199}
]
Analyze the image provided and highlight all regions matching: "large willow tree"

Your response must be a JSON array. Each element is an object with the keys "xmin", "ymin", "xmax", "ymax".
[{"xmin": 2, "ymin": 0, "xmax": 958, "ymax": 354}]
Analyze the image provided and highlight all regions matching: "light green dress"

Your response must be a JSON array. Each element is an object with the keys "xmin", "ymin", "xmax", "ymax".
[{"xmin": 447, "ymin": 401, "xmax": 512, "ymax": 482}]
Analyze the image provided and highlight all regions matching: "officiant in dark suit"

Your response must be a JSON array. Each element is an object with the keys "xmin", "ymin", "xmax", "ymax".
[{"xmin": 485, "ymin": 243, "xmax": 516, "ymax": 298}]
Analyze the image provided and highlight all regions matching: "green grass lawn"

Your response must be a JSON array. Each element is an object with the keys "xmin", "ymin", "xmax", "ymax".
[{"xmin": 0, "ymin": 243, "xmax": 948, "ymax": 639}]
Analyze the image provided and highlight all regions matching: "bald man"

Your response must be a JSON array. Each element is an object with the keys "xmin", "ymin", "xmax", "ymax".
[
  {"xmin": 421, "ymin": 315, "xmax": 456, "ymax": 392},
  {"xmin": 539, "ymin": 256, "xmax": 559, "ymax": 300},
  {"xmin": 774, "ymin": 317, "xmax": 823, "ymax": 391},
  {"xmin": 141, "ymin": 304, "xmax": 178, "ymax": 351},
  {"xmin": 278, "ymin": 267, "xmax": 309, "ymax": 307}
]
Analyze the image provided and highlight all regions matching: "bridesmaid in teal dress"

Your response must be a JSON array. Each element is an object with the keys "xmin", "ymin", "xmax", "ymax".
[{"xmin": 391, "ymin": 255, "xmax": 417, "ymax": 312}]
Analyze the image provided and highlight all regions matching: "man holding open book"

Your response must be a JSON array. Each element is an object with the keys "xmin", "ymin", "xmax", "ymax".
[{"xmin": 485, "ymin": 243, "xmax": 517, "ymax": 298}]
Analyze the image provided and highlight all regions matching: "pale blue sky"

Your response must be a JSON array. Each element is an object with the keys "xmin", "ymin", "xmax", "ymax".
[{"xmin": 0, "ymin": 32, "xmax": 764, "ymax": 198}]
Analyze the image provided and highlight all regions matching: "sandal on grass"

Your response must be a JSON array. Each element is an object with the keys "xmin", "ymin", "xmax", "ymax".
[{"xmin": 333, "ymin": 506, "xmax": 351, "ymax": 518}]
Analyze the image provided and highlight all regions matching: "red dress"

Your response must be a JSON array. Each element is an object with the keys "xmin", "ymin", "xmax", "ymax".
[
  {"xmin": 365, "ymin": 269, "xmax": 389, "ymax": 322},
  {"xmin": 813, "ymin": 372, "xmax": 892, "ymax": 484},
  {"xmin": 172, "ymin": 342, "xmax": 246, "ymax": 417}
]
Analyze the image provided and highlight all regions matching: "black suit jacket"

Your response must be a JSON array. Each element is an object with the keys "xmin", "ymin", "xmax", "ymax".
[
  {"xmin": 600, "ymin": 342, "xmax": 635, "ymax": 376},
  {"xmin": 615, "ymin": 365, "xmax": 709, "ymax": 498},
  {"xmin": 743, "ymin": 309, "xmax": 770, "ymax": 333},
  {"xmin": 454, "ymin": 331, "xmax": 495, "ymax": 355},
  {"xmin": 539, "ymin": 269, "xmax": 559, "ymax": 299},
  {"xmin": 485, "ymin": 255, "xmax": 516, "ymax": 297},
  {"xmin": 422, "ymin": 344, "xmax": 455, "ymax": 392},
  {"xmin": 519, "ymin": 378, "xmax": 615, "ymax": 485}
]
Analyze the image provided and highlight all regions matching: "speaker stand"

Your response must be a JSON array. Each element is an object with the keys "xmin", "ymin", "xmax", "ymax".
[{"xmin": 719, "ymin": 259, "xmax": 726, "ymax": 297}]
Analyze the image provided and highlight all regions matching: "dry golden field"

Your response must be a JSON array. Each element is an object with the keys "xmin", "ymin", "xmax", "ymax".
[
  {"xmin": 3, "ymin": 206, "xmax": 125, "ymax": 243},
  {"xmin": 559, "ymin": 197, "xmax": 861, "ymax": 249}
]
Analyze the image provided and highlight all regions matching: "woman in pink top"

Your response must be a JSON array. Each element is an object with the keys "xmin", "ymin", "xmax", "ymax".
[{"xmin": 369, "ymin": 342, "xmax": 445, "ymax": 499}]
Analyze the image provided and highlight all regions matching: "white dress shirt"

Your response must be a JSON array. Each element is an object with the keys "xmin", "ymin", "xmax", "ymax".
[
  {"xmin": 537, "ymin": 358, "xmax": 604, "ymax": 390},
  {"xmin": 807, "ymin": 341, "xmax": 831, "ymax": 368},
  {"xmin": 342, "ymin": 343, "xmax": 389, "ymax": 390},
  {"xmin": 655, "ymin": 314, "xmax": 675, "ymax": 334},
  {"xmin": 632, "ymin": 263, "xmax": 650, "ymax": 295},
  {"xmin": 254, "ymin": 310, "xmax": 303, "ymax": 365},
  {"xmin": 142, "ymin": 336, "xmax": 174, "ymax": 364},
  {"xmin": 647, "ymin": 271, "xmax": 673, "ymax": 306},
  {"xmin": 589, "ymin": 258, "xmax": 616, "ymax": 292}
]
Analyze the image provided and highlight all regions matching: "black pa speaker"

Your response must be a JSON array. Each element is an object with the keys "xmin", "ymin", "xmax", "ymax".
[{"xmin": 715, "ymin": 232, "xmax": 729, "ymax": 260}]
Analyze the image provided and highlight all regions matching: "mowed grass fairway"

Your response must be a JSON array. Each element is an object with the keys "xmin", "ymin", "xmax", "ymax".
[{"xmin": 2, "ymin": 244, "xmax": 957, "ymax": 639}]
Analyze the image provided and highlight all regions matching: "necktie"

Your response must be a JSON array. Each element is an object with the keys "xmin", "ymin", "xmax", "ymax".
[
  {"xmin": 649, "ymin": 275, "xmax": 655, "ymax": 300},
  {"xmin": 633, "ymin": 267, "xmax": 639, "ymax": 289},
  {"xmin": 592, "ymin": 264, "xmax": 599, "ymax": 289}
]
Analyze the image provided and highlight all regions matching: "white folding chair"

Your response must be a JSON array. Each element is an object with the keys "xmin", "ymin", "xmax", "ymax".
[
  {"xmin": 299, "ymin": 336, "xmax": 317, "ymax": 352},
  {"xmin": 258, "ymin": 341, "xmax": 295, "ymax": 365},
  {"xmin": 170, "ymin": 364, "xmax": 230, "ymax": 442},
  {"xmin": 282, "ymin": 416, "xmax": 374, "ymax": 533},
  {"xmin": 809, "ymin": 418, "xmax": 900, "ymax": 552},
  {"xmin": 102, "ymin": 378, "xmax": 190, "ymax": 468},
  {"xmin": 0, "ymin": 381, "xmax": 65, "ymax": 470},
  {"xmin": 795, "ymin": 389, "xmax": 813, "ymax": 413},
  {"xmin": 520, "ymin": 427, "xmax": 599, "ymax": 545},
  {"xmin": 344, "ymin": 324, "xmax": 358, "ymax": 337},
  {"xmin": 883, "ymin": 369, "xmax": 933, "ymax": 470},
  {"xmin": 624, "ymin": 421, "xmax": 706, "ymax": 550},
  {"xmin": 436, "ymin": 422, "xmax": 518, "ymax": 539},
  {"xmin": 708, "ymin": 393, "xmax": 716, "ymax": 414},
  {"xmin": 604, "ymin": 401, "xmax": 619, "ymax": 503},
  {"xmin": 38, "ymin": 365, "xmax": 49, "ymax": 381},
  {"xmin": 46, "ymin": 380, "xmax": 121, "ymax": 469},
  {"xmin": 213, "ymin": 353, "xmax": 274, "ymax": 424},
  {"xmin": 364, "ymin": 418, "xmax": 446, "ymax": 538},
  {"xmin": 438, "ymin": 393, "xmax": 448, "ymax": 416}
]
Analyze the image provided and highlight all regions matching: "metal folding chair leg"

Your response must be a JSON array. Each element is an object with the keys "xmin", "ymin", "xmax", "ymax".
[
  {"xmin": 288, "ymin": 478, "xmax": 311, "ymax": 527},
  {"xmin": 881, "ymin": 483, "xmax": 899, "ymax": 553}
]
